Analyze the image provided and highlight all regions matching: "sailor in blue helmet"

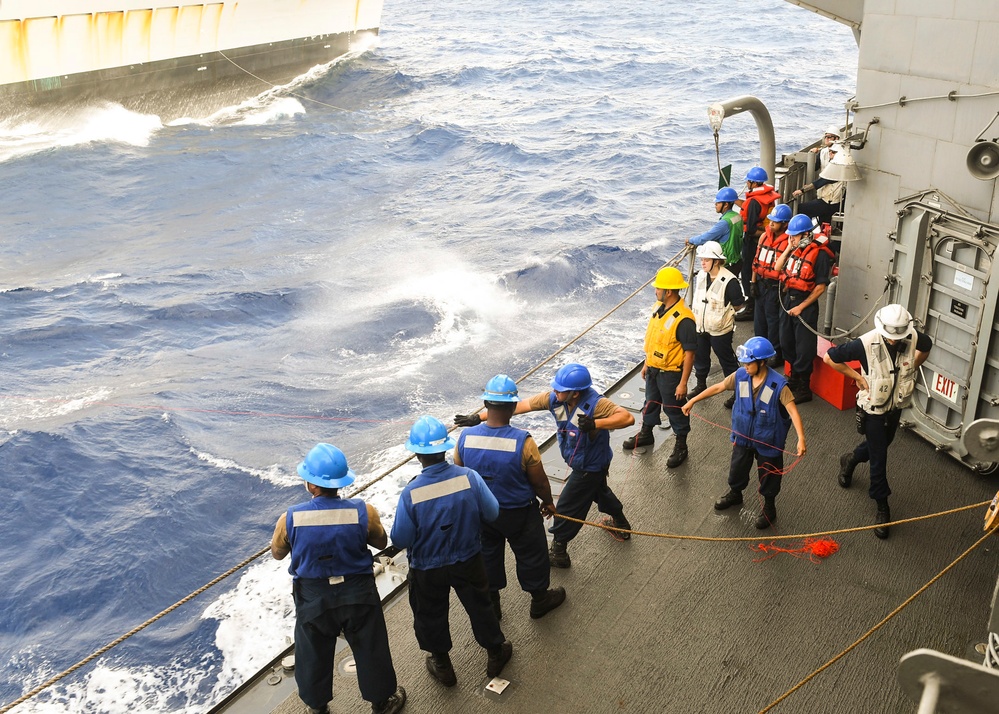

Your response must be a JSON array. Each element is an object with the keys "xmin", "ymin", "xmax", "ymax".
[
  {"xmin": 390, "ymin": 416, "xmax": 512, "ymax": 687},
  {"xmin": 271, "ymin": 444, "xmax": 406, "ymax": 714},
  {"xmin": 687, "ymin": 186, "xmax": 744, "ymax": 275},
  {"xmin": 459, "ymin": 364, "xmax": 635, "ymax": 568},
  {"xmin": 774, "ymin": 213, "xmax": 835, "ymax": 403},
  {"xmin": 452, "ymin": 375, "xmax": 566, "ymax": 621},
  {"xmin": 682, "ymin": 337, "xmax": 806, "ymax": 529}
]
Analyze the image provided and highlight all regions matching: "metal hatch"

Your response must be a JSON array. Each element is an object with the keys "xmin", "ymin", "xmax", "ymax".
[{"xmin": 890, "ymin": 199, "xmax": 999, "ymax": 471}]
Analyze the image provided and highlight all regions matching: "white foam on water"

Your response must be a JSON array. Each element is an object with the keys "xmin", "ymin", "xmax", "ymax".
[
  {"xmin": 201, "ymin": 557, "xmax": 295, "ymax": 693},
  {"xmin": 0, "ymin": 388, "xmax": 114, "ymax": 429},
  {"xmin": 168, "ymin": 46, "xmax": 376, "ymax": 128},
  {"xmin": 0, "ymin": 103, "xmax": 163, "ymax": 163},
  {"xmin": 190, "ymin": 448, "xmax": 295, "ymax": 487},
  {"xmin": 12, "ymin": 659, "xmax": 213, "ymax": 714}
]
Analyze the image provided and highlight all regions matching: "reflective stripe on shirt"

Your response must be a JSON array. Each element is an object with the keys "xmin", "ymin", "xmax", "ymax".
[{"xmin": 411, "ymin": 475, "xmax": 471, "ymax": 504}]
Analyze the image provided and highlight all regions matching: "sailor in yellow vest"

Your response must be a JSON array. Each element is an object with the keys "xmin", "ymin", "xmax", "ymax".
[
  {"xmin": 622, "ymin": 266, "xmax": 697, "ymax": 468},
  {"xmin": 688, "ymin": 240, "xmax": 745, "ymax": 409},
  {"xmin": 823, "ymin": 305, "xmax": 932, "ymax": 539}
]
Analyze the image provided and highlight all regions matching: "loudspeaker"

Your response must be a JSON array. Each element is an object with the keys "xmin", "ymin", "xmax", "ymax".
[{"xmin": 966, "ymin": 140, "xmax": 999, "ymax": 180}]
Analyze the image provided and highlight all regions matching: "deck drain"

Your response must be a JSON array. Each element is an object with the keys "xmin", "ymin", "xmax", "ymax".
[{"xmin": 339, "ymin": 656, "xmax": 358, "ymax": 676}]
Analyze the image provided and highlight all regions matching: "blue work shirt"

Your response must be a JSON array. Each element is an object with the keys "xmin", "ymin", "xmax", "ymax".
[
  {"xmin": 688, "ymin": 219, "xmax": 731, "ymax": 247},
  {"xmin": 391, "ymin": 461, "xmax": 499, "ymax": 570}
]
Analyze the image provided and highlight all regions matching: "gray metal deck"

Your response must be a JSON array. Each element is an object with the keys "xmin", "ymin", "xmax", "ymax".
[{"xmin": 273, "ymin": 364, "xmax": 998, "ymax": 714}]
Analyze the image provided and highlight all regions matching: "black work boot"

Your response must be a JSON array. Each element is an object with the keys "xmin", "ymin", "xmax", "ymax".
[
  {"xmin": 768, "ymin": 353, "xmax": 784, "ymax": 369},
  {"xmin": 791, "ymin": 372, "xmax": 813, "ymax": 404},
  {"xmin": 486, "ymin": 640, "xmax": 513, "ymax": 677},
  {"xmin": 688, "ymin": 378, "xmax": 708, "ymax": 399},
  {"xmin": 754, "ymin": 498, "xmax": 777, "ymax": 529},
  {"xmin": 714, "ymin": 489, "xmax": 744, "ymax": 510},
  {"xmin": 426, "ymin": 653, "xmax": 457, "ymax": 687},
  {"xmin": 666, "ymin": 434, "xmax": 688, "ymax": 468},
  {"xmin": 613, "ymin": 513, "xmax": 632, "ymax": 540},
  {"xmin": 489, "ymin": 590, "xmax": 502, "ymax": 621},
  {"xmin": 874, "ymin": 499, "xmax": 891, "ymax": 540},
  {"xmin": 549, "ymin": 540, "xmax": 570, "ymax": 568},
  {"xmin": 529, "ymin": 587, "xmax": 566, "ymax": 619},
  {"xmin": 371, "ymin": 686, "xmax": 407, "ymax": 714},
  {"xmin": 838, "ymin": 452, "xmax": 858, "ymax": 488},
  {"xmin": 623, "ymin": 425, "xmax": 654, "ymax": 450},
  {"xmin": 723, "ymin": 393, "xmax": 736, "ymax": 409}
]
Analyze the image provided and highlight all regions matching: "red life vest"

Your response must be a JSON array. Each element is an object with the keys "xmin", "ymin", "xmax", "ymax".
[
  {"xmin": 753, "ymin": 225, "xmax": 788, "ymax": 280},
  {"xmin": 740, "ymin": 184, "xmax": 781, "ymax": 234},
  {"xmin": 782, "ymin": 239, "xmax": 835, "ymax": 292}
]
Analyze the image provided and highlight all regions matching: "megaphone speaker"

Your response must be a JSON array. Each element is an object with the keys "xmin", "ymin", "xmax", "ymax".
[{"xmin": 967, "ymin": 141, "xmax": 999, "ymax": 180}]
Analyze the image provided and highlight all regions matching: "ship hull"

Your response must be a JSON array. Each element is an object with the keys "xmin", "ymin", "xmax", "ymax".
[{"xmin": 0, "ymin": 0, "xmax": 383, "ymax": 119}]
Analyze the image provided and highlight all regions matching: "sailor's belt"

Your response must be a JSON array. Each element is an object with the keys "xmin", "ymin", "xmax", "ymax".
[{"xmin": 758, "ymin": 278, "xmax": 778, "ymax": 287}]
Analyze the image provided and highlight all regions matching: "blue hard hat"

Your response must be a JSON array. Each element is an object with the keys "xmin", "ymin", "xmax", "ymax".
[
  {"xmin": 736, "ymin": 336, "xmax": 777, "ymax": 363},
  {"xmin": 297, "ymin": 443, "xmax": 356, "ymax": 489},
  {"xmin": 405, "ymin": 415, "xmax": 457, "ymax": 454},
  {"xmin": 715, "ymin": 187, "xmax": 739, "ymax": 203},
  {"xmin": 746, "ymin": 166, "xmax": 768, "ymax": 183},
  {"xmin": 482, "ymin": 374, "xmax": 519, "ymax": 402},
  {"xmin": 550, "ymin": 363, "xmax": 592, "ymax": 392},
  {"xmin": 767, "ymin": 203, "xmax": 793, "ymax": 223},
  {"xmin": 786, "ymin": 214, "xmax": 815, "ymax": 236}
]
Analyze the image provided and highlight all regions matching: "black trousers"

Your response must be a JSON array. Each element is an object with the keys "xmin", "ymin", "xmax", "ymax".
[
  {"xmin": 852, "ymin": 409, "xmax": 902, "ymax": 501},
  {"xmin": 549, "ymin": 467, "xmax": 624, "ymax": 544},
  {"xmin": 482, "ymin": 504, "xmax": 550, "ymax": 593},
  {"xmin": 753, "ymin": 279, "xmax": 783, "ymax": 358},
  {"xmin": 293, "ymin": 577, "xmax": 397, "ymax": 709},
  {"xmin": 408, "ymin": 553, "xmax": 506, "ymax": 655},
  {"xmin": 693, "ymin": 330, "xmax": 739, "ymax": 382},
  {"xmin": 727, "ymin": 443, "xmax": 783, "ymax": 499},
  {"xmin": 641, "ymin": 366, "xmax": 691, "ymax": 436},
  {"xmin": 779, "ymin": 289, "xmax": 819, "ymax": 378}
]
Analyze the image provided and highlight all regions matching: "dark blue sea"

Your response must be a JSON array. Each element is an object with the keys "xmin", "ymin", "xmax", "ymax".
[{"xmin": 0, "ymin": 1, "xmax": 857, "ymax": 710}]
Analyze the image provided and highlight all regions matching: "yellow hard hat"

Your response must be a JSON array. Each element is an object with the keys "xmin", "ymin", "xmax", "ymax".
[{"xmin": 653, "ymin": 266, "xmax": 688, "ymax": 290}]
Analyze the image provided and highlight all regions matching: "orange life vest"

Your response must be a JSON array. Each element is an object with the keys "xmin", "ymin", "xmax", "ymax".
[
  {"xmin": 753, "ymin": 225, "xmax": 789, "ymax": 281},
  {"xmin": 740, "ymin": 184, "xmax": 781, "ymax": 235},
  {"xmin": 782, "ymin": 240, "xmax": 835, "ymax": 293}
]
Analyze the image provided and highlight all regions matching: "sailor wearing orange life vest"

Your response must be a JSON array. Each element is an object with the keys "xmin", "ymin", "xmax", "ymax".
[
  {"xmin": 774, "ymin": 214, "xmax": 834, "ymax": 404},
  {"xmin": 750, "ymin": 203, "xmax": 792, "ymax": 368},
  {"xmin": 734, "ymin": 167, "xmax": 781, "ymax": 319}
]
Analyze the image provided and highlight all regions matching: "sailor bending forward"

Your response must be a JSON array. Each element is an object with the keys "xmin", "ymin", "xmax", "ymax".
[{"xmin": 823, "ymin": 304, "xmax": 932, "ymax": 539}]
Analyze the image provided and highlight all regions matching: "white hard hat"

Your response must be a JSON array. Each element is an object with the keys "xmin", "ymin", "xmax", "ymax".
[
  {"xmin": 695, "ymin": 241, "xmax": 726, "ymax": 261},
  {"xmin": 874, "ymin": 304, "xmax": 914, "ymax": 340},
  {"xmin": 825, "ymin": 125, "xmax": 841, "ymax": 137},
  {"xmin": 828, "ymin": 142, "xmax": 843, "ymax": 153}
]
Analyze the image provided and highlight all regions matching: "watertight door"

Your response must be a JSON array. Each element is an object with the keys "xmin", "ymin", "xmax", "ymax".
[{"xmin": 892, "ymin": 202, "xmax": 999, "ymax": 469}]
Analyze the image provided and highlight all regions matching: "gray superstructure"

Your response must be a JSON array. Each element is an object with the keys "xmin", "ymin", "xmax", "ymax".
[{"xmin": 787, "ymin": 1, "xmax": 999, "ymax": 473}]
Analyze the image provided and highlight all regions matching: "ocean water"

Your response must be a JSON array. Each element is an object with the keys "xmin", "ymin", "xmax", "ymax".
[{"xmin": 0, "ymin": 1, "xmax": 858, "ymax": 711}]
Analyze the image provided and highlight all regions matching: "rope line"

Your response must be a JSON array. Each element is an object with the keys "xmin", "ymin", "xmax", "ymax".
[
  {"xmin": 757, "ymin": 525, "xmax": 999, "ymax": 713},
  {"xmin": 0, "ymin": 547, "xmax": 269, "ymax": 714},
  {"xmin": 0, "ymin": 247, "xmax": 691, "ymax": 711},
  {"xmin": 217, "ymin": 50, "xmax": 353, "ymax": 113},
  {"xmin": 557, "ymin": 499, "xmax": 990, "ymax": 542}
]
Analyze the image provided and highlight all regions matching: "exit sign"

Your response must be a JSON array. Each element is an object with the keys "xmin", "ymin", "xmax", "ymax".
[{"xmin": 930, "ymin": 371, "xmax": 960, "ymax": 404}]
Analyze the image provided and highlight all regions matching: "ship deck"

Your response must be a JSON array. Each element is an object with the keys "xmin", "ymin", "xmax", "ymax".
[{"xmin": 268, "ymin": 363, "xmax": 998, "ymax": 714}]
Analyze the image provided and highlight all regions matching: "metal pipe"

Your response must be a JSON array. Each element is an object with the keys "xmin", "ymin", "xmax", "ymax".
[
  {"xmin": 916, "ymin": 673, "xmax": 941, "ymax": 714},
  {"xmin": 708, "ymin": 95, "xmax": 776, "ymax": 182},
  {"xmin": 823, "ymin": 277, "xmax": 837, "ymax": 334}
]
